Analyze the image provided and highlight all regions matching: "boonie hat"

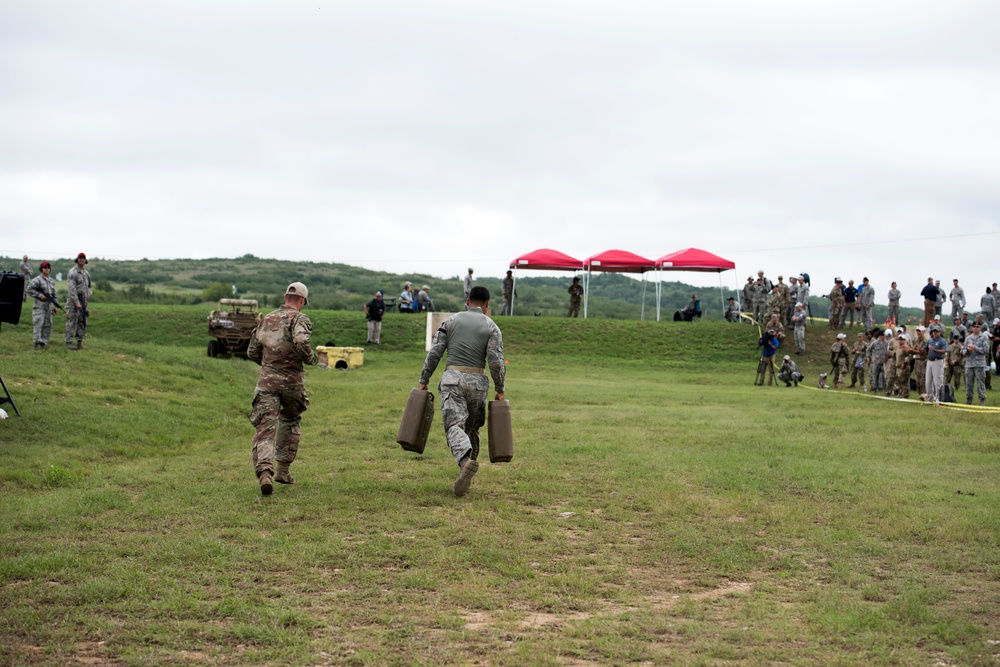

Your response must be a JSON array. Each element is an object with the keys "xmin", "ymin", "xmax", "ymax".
[{"xmin": 284, "ymin": 282, "xmax": 309, "ymax": 303}]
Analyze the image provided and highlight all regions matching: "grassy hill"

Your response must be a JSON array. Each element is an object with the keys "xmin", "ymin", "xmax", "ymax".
[
  {"xmin": 1, "ymin": 306, "xmax": 996, "ymax": 665},
  {"xmin": 3, "ymin": 255, "xmax": 927, "ymax": 323}
]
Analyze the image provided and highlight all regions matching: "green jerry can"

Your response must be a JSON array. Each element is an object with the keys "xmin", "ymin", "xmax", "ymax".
[
  {"xmin": 396, "ymin": 388, "xmax": 435, "ymax": 454},
  {"xmin": 487, "ymin": 399, "xmax": 514, "ymax": 463}
]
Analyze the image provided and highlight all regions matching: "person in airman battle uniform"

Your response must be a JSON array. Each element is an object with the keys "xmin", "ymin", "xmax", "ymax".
[
  {"xmin": 248, "ymin": 282, "xmax": 318, "ymax": 496},
  {"xmin": 65, "ymin": 253, "xmax": 92, "ymax": 350},
  {"xmin": 418, "ymin": 286, "xmax": 506, "ymax": 497}
]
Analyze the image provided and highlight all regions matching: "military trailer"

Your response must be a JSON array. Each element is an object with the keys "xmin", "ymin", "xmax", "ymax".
[{"xmin": 207, "ymin": 298, "xmax": 262, "ymax": 357}]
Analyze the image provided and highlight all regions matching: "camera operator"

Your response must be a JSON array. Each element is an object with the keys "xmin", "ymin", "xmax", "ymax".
[{"xmin": 755, "ymin": 329, "xmax": 780, "ymax": 386}]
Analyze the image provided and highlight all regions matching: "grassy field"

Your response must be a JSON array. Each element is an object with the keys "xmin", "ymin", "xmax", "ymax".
[{"xmin": 1, "ymin": 306, "xmax": 998, "ymax": 666}]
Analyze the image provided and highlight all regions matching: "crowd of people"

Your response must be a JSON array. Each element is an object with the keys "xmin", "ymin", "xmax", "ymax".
[{"xmin": 747, "ymin": 269, "xmax": 1000, "ymax": 406}]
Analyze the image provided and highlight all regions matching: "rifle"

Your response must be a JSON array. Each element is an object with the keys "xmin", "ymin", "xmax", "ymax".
[{"xmin": 44, "ymin": 290, "xmax": 63, "ymax": 311}]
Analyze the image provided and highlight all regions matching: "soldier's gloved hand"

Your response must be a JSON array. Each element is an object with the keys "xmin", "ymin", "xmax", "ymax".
[
  {"xmin": 418, "ymin": 383, "xmax": 428, "ymax": 391},
  {"xmin": 495, "ymin": 392, "xmax": 505, "ymax": 401}
]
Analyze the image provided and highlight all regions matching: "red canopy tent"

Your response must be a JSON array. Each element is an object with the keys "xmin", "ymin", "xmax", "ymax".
[
  {"xmin": 654, "ymin": 248, "xmax": 737, "ymax": 321},
  {"xmin": 583, "ymin": 250, "xmax": 656, "ymax": 319},
  {"xmin": 508, "ymin": 248, "xmax": 582, "ymax": 315}
]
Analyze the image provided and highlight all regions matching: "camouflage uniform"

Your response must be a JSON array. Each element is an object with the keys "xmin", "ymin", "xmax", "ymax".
[
  {"xmin": 828, "ymin": 283, "xmax": 845, "ymax": 330},
  {"xmin": 849, "ymin": 337, "xmax": 867, "ymax": 388},
  {"xmin": 887, "ymin": 287, "xmax": 901, "ymax": 325},
  {"xmin": 767, "ymin": 287, "xmax": 783, "ymax": 319},
  {"xmin": 740, "ymin": 278, "xmax": 753, "ymax": 315},
  {"xmin": 19, "ymin": 258, "xmax": 32, "ymax": 301},
  {"xmin": 883, "ymin": 336, "xmax": 897, "ymax": 396},
  {"xmin": 945, "ymin": 337, "xmax": 965, "ymax": 390},
  {"xmin": 767, "ymin": 316, "xmax": 786, "ymax": 342},
  {"xmin": 910, "ymin": 332, "xmax": 928, "ymax": 395},
  {"xmin": 949, "ymin": 284, "xmax": 966, "ymax": 320},
  {"xmin": 776, "ymin": 279, "xmax": 790, "ymax": 320},
  {"xmin": 247, "ymin": 304, "xmax": 318, "ymax": 481},
  {"xmin": 868, "ymin": 336, "xmax": 886, "ymax": 392},
  {"xmin": 963, "ymin": 329, "xmax": 990, "ymax": 404},
  {"xmin": 791, "ymin": 305, "xmax": 807, "ymax": 354},
  {"xmin": 980, "ymin": 291, "xmax": 995, "ymax": 322},
  {"xmin": 567, "ymin": 281, "xmax": 583, "ymax": 317},
  {"xmin": 64, "ymin": 263, "xmax": 91, "ymax": 348},
  {"xmin": 419, "ymin": 307, "xmax": 505, "ymax": 464},
  {"xmin": 830, "ymin": 339, "xmax": 850, "ymax": 388},
  {"xmin": 463, "ymin": 270, "xmax": 475, "ymax": 301},
  {"xmin": 858, "ymin": 282, "xmax": 875, "ymax": 329},
  {"xmin": 752, "ymin": 280, "xmax": 768, "ymax": 324},
  {"xmin": 893, "ymin": 336, "xmax": 910, "ymax": 399},
  {"xmin": 26, "ymin": 272, "xmax": 58, "ymax": 346},
  {"xmin": 787, "ymin": 280, "xmax": 799, "ymax": 325}
]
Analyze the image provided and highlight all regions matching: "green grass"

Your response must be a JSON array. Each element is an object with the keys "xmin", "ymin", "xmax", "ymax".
[{"xmin": 1, "ymin": 305, "xmax": 998, "ymax": 665}]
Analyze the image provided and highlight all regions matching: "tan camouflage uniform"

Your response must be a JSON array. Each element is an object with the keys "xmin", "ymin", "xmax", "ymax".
[
  {"xmin": 830, "ymin": 340, "xmax": 850, "ymax": 388},
  {"xmin": 247, "ymin": 304, "xmax": 317, "ymax": 480},
  {"xmin": 883, "ymin": 337, "xmax": 897, "ymax": 396},
  {"xmin": 893, "ymin": 337, "xmax": 910, "ymax": 399},
  {"xmin": 911, "ymin": 332, "xmax": 928, "ymax": 395},
  {"xmin": 946, "ymin": 338, "xmax": 965, "ymax": 390},
  {"xmin": 850, "ymin": 337, "xmax": 867, "ymax": 388},
  {"xmin": 828, "ymin": 284, "xmax": 844, "ymax": 330},
  {"xmin": 568, "ymin": 281, "xmax": 583, "ymax": 317}
]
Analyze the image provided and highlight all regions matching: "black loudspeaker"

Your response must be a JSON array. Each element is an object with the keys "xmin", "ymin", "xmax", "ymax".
[{"xmin": 0, "ymin": 272, "xmax": 25, "ymax": 325}]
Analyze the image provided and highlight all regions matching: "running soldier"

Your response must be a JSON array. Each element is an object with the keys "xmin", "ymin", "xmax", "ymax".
[
  {"xmin": 248, "ymin": 282, "xmax": 317, "ymax": 496},
  {"xmin": 65, "ymin": 253, "xmax": 91, "ymax": 350},
  {"xmin": 25, "ymin": 261, "xmax": 60, "ymax": 350},
  {"xmin": 418, "ymin": 286, "xmax": 506, "ymax": 497}
]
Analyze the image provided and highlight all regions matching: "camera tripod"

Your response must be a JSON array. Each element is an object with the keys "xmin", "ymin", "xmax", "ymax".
[{"xmin": 0, "ymin": 323, "xmax": 19, "ymax": 416}]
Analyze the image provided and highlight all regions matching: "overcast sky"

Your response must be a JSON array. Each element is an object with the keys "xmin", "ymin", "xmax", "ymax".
[{"xmin": 2, "ymin": 0, "xmax": 998, "ymax": 308}]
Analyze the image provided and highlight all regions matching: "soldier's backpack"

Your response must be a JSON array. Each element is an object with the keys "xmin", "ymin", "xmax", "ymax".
[{"xmin": 939, "ymin": 384, "xmax": 956, "ymax": 403}]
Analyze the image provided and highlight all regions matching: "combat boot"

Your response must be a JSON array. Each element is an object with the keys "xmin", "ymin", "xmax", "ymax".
[
  {"xmin": 66, "ymin": 342, "xmax": 75, "ymax": 350},
  {"xmin": 783, "ymin": 380, "xmax": 791, "ymax": 387},
  {"xmin": 76, "ymin": 340, "xmax": 83, "ymax": 350},
  {"xmin": 275, "ymin": 463, "xmax": 294, "ymax": 485},
  {"xmin": 259, "ymin": 471, "xmax": 273, "ymax": 496},
  {"xmin": 34, "ymin": 342, "xmax": 42, "ymax": 350},
  {"xmin": 453, "ymin": 457, "xmax": 479, "ymax": 497}
]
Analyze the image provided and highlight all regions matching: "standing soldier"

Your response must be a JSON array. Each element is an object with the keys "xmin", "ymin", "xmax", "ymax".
[
  {"xmin": 25, "ymin": 261, "xmax": 60, "ymax": 350},
  {"xmin": 849, "ymin": 332, "xmax": 867, "ymax": 390},
  {"xmin": 19, "ymin": 255, "xmax": 32, "ymax": 302},
  {"xmin": 910, "ymin": 326, "xmax": 929, "ymax": 396},
  {"xmin": 786, "ymin": 277, "xmax": 799, "ymax": 325},
  {"xmin": 740, "ymin": 277, "xmax": 754, "ymax": 316},
  {"xmin": 567, "ymin": 277, "xmax": 583, "ymax": 317},
  {"xmin": 829, "ymin": 333, "xmax": 850, "ymax": 389},
  {"xmin": 945, "ymin": 332, "xmax": 965, "ymax": 392},
  {"xmin": 500, "ymin": 270, "xmax": 515, "ymax": 316},
  {"xmin": 776, "ymin": 276, "xmax": 790, "ymax": 321},
  {"xmin": 949, "ymin": 279, "xmax": 966, "ymax": 320},
  {"xmin": 868, "ymin": 328, "xmax": 887, "ymax": 393},
  {"xmin": 463, "ymin": 268, "xmax": 475, "ymax": 302},
  {"xmin": 920, "ymin": 277, "xmax": 939, "ymax": 327},
  {"xmin": 797, "ymin": 275, "xmax": 811, "ymax": 320},
  {"xmin": 882, "ymin": 330, "xmax": 897, "ymax": 396},
  {"xmin": 791, "ymin": 302, "xmax": 807, "ymax": 355},
  {"xmin": 887, "ymin": 282, "xmax": 901, "ymax": 326},
  {"xmin": 828, "ymin": 278, "xmax": 845, "ymax": 330},
  {"xmin": 65, "ymin": 252, "xmax": 91, "ymax": 350},
  {"xmin": 963, "ymin": 321, "xmax": 990, "ymax": 405},
  {"xmin": 980, "ymin": 287, "xmax": 995, "ymax": 323},
  {"xmin": 752, "ymin": 278, "xmax": 768, "ymax": 324},
  {"xmin": 247, "ymin": 282, "xmax": 317, "ymax": 496},
  {"xmin": 893, "ymin": 332, "xmax": 911, "ymax": 399},
  {"xmin": 418, "ymin": 286, "xmax": 506, "ymax": 497},
  {"xmin": 858, "ymin": 277, "xmax": 875, "ymax": 330},
  {"xmin": 767, "ymin": 284, "xmax": 783, "ymax": 320}
]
